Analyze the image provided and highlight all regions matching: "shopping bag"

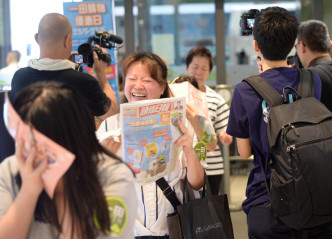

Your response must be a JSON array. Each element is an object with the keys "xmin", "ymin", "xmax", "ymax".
[
  {"xmin": 177, "ymin": 173, "xmax": 234, "ymax": 239},
  {"xmin": 167, "ymin": 212, "xmax": 183, "ymax": 239}
]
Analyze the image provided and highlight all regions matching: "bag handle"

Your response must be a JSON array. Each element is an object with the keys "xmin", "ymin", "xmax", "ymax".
[
  {"xmin": 183, "ymin": 171, "xmax": 213, "ymax": 203},
  {"xmin": 156, "ymin": 177, "xmax": 181, "ymax": 210}
]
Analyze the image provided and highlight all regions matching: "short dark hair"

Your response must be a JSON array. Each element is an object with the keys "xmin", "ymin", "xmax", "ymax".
[
  {"xmin": 298, "ymin": 20, "xmax": 331, "ymax": 53},
  {"xmin": 253, "ymin": 7, "xmax": 298, "ymax": 61},
  {"xmin": 185, "ymin": 46, "xmax": 213, "ymax": 72}
]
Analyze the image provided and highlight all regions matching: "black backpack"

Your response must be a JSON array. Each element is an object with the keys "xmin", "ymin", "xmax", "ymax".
[{"xmin": 244, "ymin": 68, "xmax": 332, "ymax": 230}]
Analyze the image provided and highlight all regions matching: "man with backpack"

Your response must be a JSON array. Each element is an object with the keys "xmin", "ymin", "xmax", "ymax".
[
  {"xmin": 297, "ymin": 20, "xmax": 332, "ymax": 111},
  {"xmin": 226, "ymin": 7, "xmax": 331, "ymax": 238}
]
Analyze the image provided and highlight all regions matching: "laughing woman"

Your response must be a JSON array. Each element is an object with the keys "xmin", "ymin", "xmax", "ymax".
[{"xmin": 97, "ymin": 51, "xmax": 205, "ymax": 238}]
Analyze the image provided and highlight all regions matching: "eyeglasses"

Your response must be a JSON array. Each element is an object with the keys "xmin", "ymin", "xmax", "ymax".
[
  {"xmin": 295, "ymin": 42, "xmax": 299, "ymax": 49},
  {"xmin": 295, "ymin": 41, "xmax": 305, "ymax": 49}
]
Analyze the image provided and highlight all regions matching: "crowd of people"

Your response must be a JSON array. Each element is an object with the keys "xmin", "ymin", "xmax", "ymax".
[{"xmin": 1, "ymin": 6, "xmax": 332, "ymax": 239}]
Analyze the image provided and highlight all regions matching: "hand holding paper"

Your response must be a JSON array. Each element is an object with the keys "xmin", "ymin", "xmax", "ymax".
[
  {"xmin": 3, "ymin": 93, "xmax": 75, "ymax": 199},
  {"xmin": 15, "ymin": 139, "xmax": 48, "ymax": 197}
]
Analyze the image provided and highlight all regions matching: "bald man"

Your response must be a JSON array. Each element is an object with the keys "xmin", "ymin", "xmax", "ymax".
[{"xmin": 10, "ymin": 13, "xmax": 118, "ymax": 120}]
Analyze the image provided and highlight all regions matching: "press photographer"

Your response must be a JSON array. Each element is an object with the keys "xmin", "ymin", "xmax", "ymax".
[{"xmin": 10, "ymin": 13, "xmax": 119, "ymax": 125}]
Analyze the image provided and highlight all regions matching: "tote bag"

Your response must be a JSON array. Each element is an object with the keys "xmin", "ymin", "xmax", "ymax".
[{"xmin": 177, "ymin": 173, "xmax": 234, "ymax": 239}]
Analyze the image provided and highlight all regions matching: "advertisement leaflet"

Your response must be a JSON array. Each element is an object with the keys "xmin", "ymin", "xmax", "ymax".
[{"xmin": 120, "ymin": 97, "xmax": 186, "ymax": 184}]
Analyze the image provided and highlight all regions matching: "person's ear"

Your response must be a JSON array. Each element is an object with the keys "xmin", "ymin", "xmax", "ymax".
[
  {"xmin": 299, "ymin": 41, "xmax": 306, "ymax": 53},
  {"xmin": 330, "ymin": 40, "xmax": 332, "ymax": 52},
  {"xmin": 253, "ymin": 40, "xmax": 259, "ymax": 53},
  {"xmin": 160, "ymin": 84, "xmax": 166, "ymax": 97},
  {"xmin": 64, "ymin": 33, "xmax": 71, "ymax": 49},
  {"xmin": 34, "ymin": 33, "xmax": 39, "ymax": 44}
]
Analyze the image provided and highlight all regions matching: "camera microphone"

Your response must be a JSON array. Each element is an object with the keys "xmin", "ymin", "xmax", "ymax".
[
  {"xmin": 94, "ymin": 31, "xmax": 123, "ymax": 44},
  {"xmin": 108, "ymin": 34, "xmax": 123, "ymax": 44}
]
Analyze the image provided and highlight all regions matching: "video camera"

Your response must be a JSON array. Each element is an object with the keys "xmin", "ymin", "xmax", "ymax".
[
  {"xmin": 77, "ymin": 31, "xmax": 123, "ymax": 67},
  {"xmin": 240, "ymin": 9, "xmax": 260, "ymax": 36}
]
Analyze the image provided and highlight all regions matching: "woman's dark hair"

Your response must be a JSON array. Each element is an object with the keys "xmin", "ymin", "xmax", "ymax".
[
  {"xmin": 122, "ymin": 51, "xmax": 172, "ymax": 100},
  {"xmin": 13, "ymin": 81, "xmax": 121, "ymax": 239},
  {"xmin": 185, "ymin": 46, "xmax": 214, "ymax": 72},
  {"xmin": 171, "ymin": 75, "xmax": 199, "ymax": 89}
]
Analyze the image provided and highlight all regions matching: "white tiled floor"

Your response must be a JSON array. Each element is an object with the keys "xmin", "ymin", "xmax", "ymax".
[{"xmin": 229, "ymin": 175, "xmax": 249, "ymax": 239}]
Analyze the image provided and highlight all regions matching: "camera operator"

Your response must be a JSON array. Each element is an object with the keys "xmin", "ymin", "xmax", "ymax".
[{"xmin": 10, "ymin": 13, "xmax": 118, "ymax": 121}]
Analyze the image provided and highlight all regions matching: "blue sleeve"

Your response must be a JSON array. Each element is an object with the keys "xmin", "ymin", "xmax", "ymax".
[
  {"xmin": 226, "ymin": 85, "xmax": 250, "ymax": 139},
  {"xmin": 313, "ymin": 72, "xmax": 322, "ymax": 100}
]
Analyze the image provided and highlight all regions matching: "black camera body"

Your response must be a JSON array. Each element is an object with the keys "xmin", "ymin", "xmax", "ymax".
[
  {"xmin": 240, "ymin": 9, "xmax": 260, "ymax": 36},
  {"xmin": 78, "ymin": 31, "xmax": 123, "ymax": 67}
]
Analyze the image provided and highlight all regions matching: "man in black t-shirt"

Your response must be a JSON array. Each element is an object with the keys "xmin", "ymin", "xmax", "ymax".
[
  {"xmin": 11, "ymin": 13, "xmax": 118, "ymax": 118},
  {"xmin": 2, "ymin": 13, "xmax": 118, "ymax": 161},
  {"xmin": 297, "ymin": 20, "xmax": 332, "ymax": 111}
]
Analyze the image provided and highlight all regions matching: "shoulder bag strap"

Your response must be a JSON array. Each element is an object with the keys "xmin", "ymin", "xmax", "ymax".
[
  {"xmin": 243, "ymin": 75, "xmax": 284, "ymax": 107},
  {"xmin": 156, "ymin": 177, "xmax": 181, "ymax": 210},
  {"xmin": 242, "ymin": 75, "xmax": 282, "ymax": 195},
  {"xmin": 297, "ymin": 68, "xmax": 315, "ymax": 99}
]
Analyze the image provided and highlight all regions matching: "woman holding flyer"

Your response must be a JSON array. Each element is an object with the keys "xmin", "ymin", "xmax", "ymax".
[
  {"xmin": 97, "ymin": 51, "xmax": 205, "ymax": 238},
  {"xmin": 170, "ymin": 75, "xmax": 217, "ymax": 153},
  {"xmin": 185, "ymin": 46, "xmax": 233, "ymax": 195},
  {"xmin": 0, "ymin": 82, "xmax": 137, "ymax": 239}
]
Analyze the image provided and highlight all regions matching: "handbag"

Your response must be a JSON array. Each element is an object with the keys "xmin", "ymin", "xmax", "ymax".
[
  {"xmin": 156, "ymin": 173, "xmax": 234, "ymax": 239},
  {"xmin": 177, "ymin": 173, "xmax": 234, "ymax": 239}
]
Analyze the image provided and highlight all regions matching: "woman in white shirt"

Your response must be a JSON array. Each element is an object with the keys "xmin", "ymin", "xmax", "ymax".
[{"xmin": 98, "ymin": 51, "xmax": 205, "ymax": 238}]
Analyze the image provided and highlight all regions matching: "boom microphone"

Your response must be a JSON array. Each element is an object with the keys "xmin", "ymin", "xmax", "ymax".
[
  {"xmin": 94, "ymin": 31, "xmax": 123, "ymax": 44},
  {"xmin": 108, "ymin": 34, "xmax": 123, "ymax": 44}
]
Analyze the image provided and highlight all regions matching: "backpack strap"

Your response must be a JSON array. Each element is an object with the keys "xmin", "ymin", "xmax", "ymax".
[
  {"xmin": 297, "ymin": 68, "xmax": 315, "ymax": 99},
  {"xmin": 243, "ymin": 75, "xmax": 284, "ymax": 107}
]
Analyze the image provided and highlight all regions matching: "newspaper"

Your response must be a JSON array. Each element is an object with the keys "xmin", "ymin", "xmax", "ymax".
[
  {"xmin": 3, "ymin": 93, "xmax": 75, "ymax": 199},
  {"xmin": 120, "ymin": 97, "xmax": 186, "ymax": 184}
]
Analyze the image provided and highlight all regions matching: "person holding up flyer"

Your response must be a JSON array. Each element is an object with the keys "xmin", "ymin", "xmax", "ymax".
[
  {"xmin": 97, "ymin": 51, "xmax": 205, "ymax": 238},
  {"xmin": 0, "ymin": 82, "xmax": 136, "ymax": 239},
  {"xmin": 185, "ymin": 46, "xmax": 233, "ymax": 195},
  {"xmin": 170, "ymin": 75, "xmax": 217, "ymax": 152}
]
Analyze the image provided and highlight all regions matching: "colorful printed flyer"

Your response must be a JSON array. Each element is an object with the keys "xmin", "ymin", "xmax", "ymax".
[
  {"xmin": 170, "ymin": 82, "xmax": 215, "ymax": 145},
  {"xmin": 3, "ymin": 93, "xmax": 75, "ymax": 199},
  {"xmin": 170, "ymin": 81, "xmax": 209, "ymax": 120},
  {"xmin": 120, "ymin": 97, "xmax": 186, "ymax": 184}
]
